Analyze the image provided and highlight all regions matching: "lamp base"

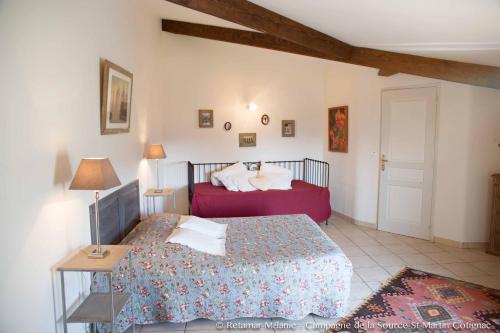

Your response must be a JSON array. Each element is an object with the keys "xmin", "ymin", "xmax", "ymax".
[
  {"xmin": 154, "ymin": 188, "xmax": 163, "ymax": 193},
  {"xmin": 88, "ymin": 248, "xmax": 110, "ymax": 259}
]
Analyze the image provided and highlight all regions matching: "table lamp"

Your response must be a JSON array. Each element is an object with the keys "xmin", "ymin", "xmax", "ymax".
[
  {"xmin": 69, "ymin": 158, "xmax": 121, "ymax": 259},
  {"xmin": 144, "ymin": 144, "xmax": 166, "ymax": 193}
]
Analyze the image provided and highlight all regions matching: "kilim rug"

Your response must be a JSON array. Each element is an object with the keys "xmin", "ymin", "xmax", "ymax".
[{"xmin": 330, "ymin": 267, "xmax": 500, "ymax": 333}]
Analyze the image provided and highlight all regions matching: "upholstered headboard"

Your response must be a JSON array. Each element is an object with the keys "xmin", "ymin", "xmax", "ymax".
[{"xmin": 89, "ymin": 179, "xmax": 140, "ymax": 245}]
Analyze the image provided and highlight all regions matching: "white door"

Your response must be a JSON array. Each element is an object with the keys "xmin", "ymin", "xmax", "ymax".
[{"xmin": 378, "ymin": 87, "xmax": 437, "ymax": 240}]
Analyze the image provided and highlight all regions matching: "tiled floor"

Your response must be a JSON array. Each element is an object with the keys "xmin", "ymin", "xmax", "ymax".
[{"xmin": 131, "ymin": 215, "xmax": 500, "ymax": 333}]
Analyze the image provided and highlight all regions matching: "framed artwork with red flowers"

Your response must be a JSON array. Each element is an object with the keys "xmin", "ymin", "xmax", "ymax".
[{"xmin": 328, "ymin": 106, "xmax": 348, "ymax": 153}]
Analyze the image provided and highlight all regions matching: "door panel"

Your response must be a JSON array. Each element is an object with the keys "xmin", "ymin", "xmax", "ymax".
[{"xmin": 378, "ymin": 87, "xmax": 437, "ymax": 240}]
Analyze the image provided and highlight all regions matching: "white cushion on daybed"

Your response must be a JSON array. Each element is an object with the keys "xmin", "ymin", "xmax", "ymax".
[{"xmin": 210, "ymin": 162, "xmax": 247, "ymax": 187}]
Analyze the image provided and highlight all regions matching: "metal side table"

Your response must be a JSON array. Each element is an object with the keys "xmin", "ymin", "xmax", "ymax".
[
  {"xmin": 57, "ymin": 245, "xmax": 135, "ymax": 333},
  {"xmin": 144, "ymin": 188, "xmax": 176, "ymax": 216}
]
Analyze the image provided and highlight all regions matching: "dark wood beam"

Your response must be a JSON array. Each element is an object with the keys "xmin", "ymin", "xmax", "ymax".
[
  {"xmin": 351, "ymin": 47, "xmax": 500, "ymax": 90},
  {"xmin": 163, "ymin": 0, "xmax": 352, "ymax": 60},
  {"xmin": 162, "ymin": 19, "xmax": 500, "ymax": 90},
  {"xmin": 162, "ymin": 19, "xmax": 333, "ymax": 61}
]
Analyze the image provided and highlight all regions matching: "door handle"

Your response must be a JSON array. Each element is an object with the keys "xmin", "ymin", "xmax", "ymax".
[{"xmin": 380, "ymin": 154, "xmax": 389, "ymax": 171}]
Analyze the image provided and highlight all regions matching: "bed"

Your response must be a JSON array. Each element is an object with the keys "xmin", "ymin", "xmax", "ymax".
[
  {"xmin": 91, "ymin": 181, "xmax": 352, "ymax": 333},
  {"xmin": 188, "ymin": 158, "xmax": 332, "ymax": 223}
]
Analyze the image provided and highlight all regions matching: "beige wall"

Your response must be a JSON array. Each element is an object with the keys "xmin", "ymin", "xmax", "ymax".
[
  {"xmin": 323, "ymin": 61, "xmax": 500, "ymax": 243},
  {"xmin": 0, "ymin": 0, "xmax": 161, "ymax": 332},
  {"xmin": 149, "ymin": 34, "xmax": 328, "ymax": 214}
]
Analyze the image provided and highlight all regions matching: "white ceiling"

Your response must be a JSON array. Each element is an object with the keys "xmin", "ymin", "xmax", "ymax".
[{"xmin": 151, "ymin": 0, "xmax": 500, "ymax": 66}]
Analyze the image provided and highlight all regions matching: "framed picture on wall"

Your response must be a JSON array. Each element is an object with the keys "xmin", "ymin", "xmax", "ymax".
[
  {"xmin": 328, "ymin": 105, "xmax": 348, "ymax": 153},
  {"xmin": 198, "ymin": 109, "xmax": 214, "ymax": 128},
  {"xmin": 100, "ymin": 59, "xmax": 133, "ymax": 135},
  {"xmin": 282, "ymin": 120, "xmax": 295, "ymax": 137},
  {"xmin": 239, "ymin": 133, "xmax": 256, "ymax": 147}
]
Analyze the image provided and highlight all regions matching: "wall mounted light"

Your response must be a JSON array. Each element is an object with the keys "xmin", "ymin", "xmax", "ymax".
[{"xmin": 248, "ymin": 103, "xmax": 258, "ymax": 112}]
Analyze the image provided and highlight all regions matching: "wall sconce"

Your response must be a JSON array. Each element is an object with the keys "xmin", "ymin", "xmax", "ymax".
[{"xmin": 248, "ymin": 103, "xmax": 258, "ymax": 112}]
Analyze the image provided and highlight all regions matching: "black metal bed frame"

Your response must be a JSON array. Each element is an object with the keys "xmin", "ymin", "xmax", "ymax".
[{"xmin": 187, "ymin": 158, "xmax": 330, "ymax": 205}]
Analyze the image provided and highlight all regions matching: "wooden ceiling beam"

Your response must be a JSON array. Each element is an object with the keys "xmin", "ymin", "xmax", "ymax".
[
  {"xmin": 163, "ymin": 0, "xmax": 352, "ymax": 60},
  {"xmin": 162, "ymin": 19, "xmax": 500, "ymax": 90}
]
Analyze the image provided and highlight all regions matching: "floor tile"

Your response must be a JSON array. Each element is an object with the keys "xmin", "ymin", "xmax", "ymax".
[
  {"xmin": 349, "ymin": 255, "xmax": 378, "ymax": 269},
  {"xmin": 408, "ymin": 264, "xmax": 457, "ymax": 278},
  {"xmin": 365, "ymin": 281, "xmax": 384, "ymax": 291},
  {"xmin": 360, "ymin": 245, "xmax": 392, "ymax": 256},
  {"xmin": 470, "ymin": 261, "xmax": 500, "ymax": 275},
  {"xmin": 410, "ymin": 243, "xmax": 443, "ymax": 253},
  {"xmin": 186, "ymin": 319, "xmax": 227, "ymax": 331},
  {"xmin": 441, "ymin": 262, "xmax": 486, "ymax": 277},
  {"xmin": 384, "ymin": 243, "xmax": 420, "ymax": 255},
  {"xmin": 370, "ymin": 254, "xmax": 406, "ymax": 267},
  {"xmin": 398, "ymin": 253, "xmax": 436, "ymax": 265},
  {"xmin": 425, "ymin": 251, "xmax": 465, "ymax": 264},
  {"xmin": 142, "ymin": 322, "xmax": 185, "ymax": 332},
  {"xmin": 383, "ymin": 265, "xmax": 407, "ymax": 275},
  {"xmin": 341, "ymin": 246, "xmax": 366, "ymax": 257},
  {"xmin": 355, "ymin": 267, "xmax": 391, "ymax": 282},
  {"xmin": 349, "ymin": 282, "xmax": 372, "ymax": 299}
]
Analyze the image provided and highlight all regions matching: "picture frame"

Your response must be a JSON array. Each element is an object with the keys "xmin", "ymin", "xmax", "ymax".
[
  {"xmin": 239, "ymin": 133, "xmax": 256, "ymax": 147},
  {"xmin": 100, "ymin": 59, "xmax": 133, "ymax": 135},
  {"xmin": 282, "ymin": 120, "xmax": 295, "ymax": 137},
  {"xmin": 328, "ymin": 105, "xmax": 348, "ymax": 153},
  {"xmin": 261, "ymin": 114, "xmax": 270, "ymax": 125},
  {"xmin": 198, "ymin": 109, "xmax": 214, "ymax": 128},
  {"xmin": 224, "ymin": 122, "xmax": 232, "ymax": 131}
]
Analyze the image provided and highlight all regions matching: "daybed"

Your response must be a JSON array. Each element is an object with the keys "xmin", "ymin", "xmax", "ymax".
[{"xmin": 188, "ymin": 158, "xmax": 332, "ymax": 223}]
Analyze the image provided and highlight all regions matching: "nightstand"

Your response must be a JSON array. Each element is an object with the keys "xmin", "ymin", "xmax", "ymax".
[
  {"xmin": 57, "ymin": 245, "xmax": 135, "ymax": 333},
  {"xmin": 144, "ymin": 188, "xmax": 176, "ymax": 216}
]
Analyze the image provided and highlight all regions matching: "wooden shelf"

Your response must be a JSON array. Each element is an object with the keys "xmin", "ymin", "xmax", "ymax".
[
  {"xmin": 67, "ymin": 293, "xmax": 131, "ymax": 323},
  {"xmin": 57, "ymin": 245, "xmax": 132, "ymax": 272}
]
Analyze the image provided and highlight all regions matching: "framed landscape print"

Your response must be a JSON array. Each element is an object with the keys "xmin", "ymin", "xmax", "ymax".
[
  {"xmin": 328, "ymin": 105, "xmax": 348, "ymax": 153},
  {"xmin": 198, "ymin": 109, "xmax": 214, "ymax": 128},
  {"xmin": 100, "ymin": 59, "xmax": 133, "ymax": 135},
  {"xmin": 282, "ymin": 120, "xmax": 295, "ymax": 137},
  {"xmin": 239, "ymin": 133, "xmax": 256, "ymax": 147}
]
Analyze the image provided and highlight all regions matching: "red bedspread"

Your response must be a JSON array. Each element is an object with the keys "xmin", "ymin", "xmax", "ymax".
[{"xmin": 191, "ymin": 180, "xmax": 331, "ymax": 223}]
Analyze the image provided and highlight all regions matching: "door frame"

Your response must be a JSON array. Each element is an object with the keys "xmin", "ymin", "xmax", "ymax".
[{"xmin": 376, "ymin": 84, "xmax": 440, "ymax": 240}]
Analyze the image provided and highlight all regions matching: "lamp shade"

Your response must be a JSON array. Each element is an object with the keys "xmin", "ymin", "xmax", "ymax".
[
  {"xmin": 144, "ymin": 144, "xmax": 166, "ymax": 159},
  {"xmin": 69, "ymin": 158, "xmax": 121, "ymax": 190}
]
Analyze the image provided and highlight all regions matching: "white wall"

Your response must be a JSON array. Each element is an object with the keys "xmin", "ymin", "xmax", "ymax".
[
  {"xmin": 0, "ymin": 1, "xmax": 162, "ymax": 332},
  {"xmin": 151, "ymin": 34, "xmax": 328, "ymax": 213},
  {"xmin": 323, "ymin": 61, "xmax": 500, "ymax": 243}
]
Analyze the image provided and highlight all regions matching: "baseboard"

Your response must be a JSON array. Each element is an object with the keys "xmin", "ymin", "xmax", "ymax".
[
  {"xmin": 332, "ymin": 210, "xmax": 487, "ymax": 249},
  {"xmin": 331, "ymin": 210, "xmax": 377, "ymax": 229},
  {"xmin": 433, "ymin": 236, "xmax": 487, "ymax": 249}
]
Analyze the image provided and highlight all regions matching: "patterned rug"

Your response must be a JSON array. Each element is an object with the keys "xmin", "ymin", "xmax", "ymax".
[{"xmin": 331, "ymin": 267, "xmax": 500, "ymax": 333}]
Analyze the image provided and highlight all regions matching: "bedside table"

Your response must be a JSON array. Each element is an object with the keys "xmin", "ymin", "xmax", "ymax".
[
  {"xmin": 144, "ymin": 188, "xmax": 176, "ymax": 216},
  {"xmin": 57, "ymin": 245, "xmax": 135, "ymax": 333}
]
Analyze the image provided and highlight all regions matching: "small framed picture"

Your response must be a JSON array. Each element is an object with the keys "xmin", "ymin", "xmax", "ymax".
[
  {"xmin": 261, "ymin": 114, "xmax": 270, "ymax": 125},
  {"xmin": 282, "ymin": 120, "xmax": 295, "ymax": 137},
  {"xmin": 239, "ymin": 133, "xmax": 256, "ymax": 147},
  {"xmin": 100, "ymin": 59, "xmax": 133, "ymax": 135},
  {"xmin": 198, "ymin": 109, "xmax": 214, "ymax": 128},
  {"xmin": 224, "ymin": 122, "xmax": 232, "ymax": 131}
]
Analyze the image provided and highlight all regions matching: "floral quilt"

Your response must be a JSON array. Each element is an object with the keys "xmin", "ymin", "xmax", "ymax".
[{"xmin": 95, "ymin": 214, "xmax": 352, "ymax": 332}]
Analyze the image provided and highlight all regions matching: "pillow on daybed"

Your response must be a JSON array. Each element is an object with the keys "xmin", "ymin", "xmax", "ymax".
[
  {"xmin": 218, "ymin": 170, "xmax": 258, "ymax": 192},
  {"xmin": 177, "ymin": 215, "xmax": 227, "ymax": 239},
  {"xmin": 166, "ymin": 228, "xmax": 226, "ymax": 256},
  {"xmin": 210, "ymin": 162, "xmax": 247, "ymax": 186},
  {"xmin": 251, "ymin": 163, "xmax": 293, "ymax": 190}
]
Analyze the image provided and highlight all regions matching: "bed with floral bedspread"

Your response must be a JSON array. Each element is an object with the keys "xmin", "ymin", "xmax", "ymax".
[{"xmin": 95, "ymin": 214, "xmax": 352, "ymax": 333}]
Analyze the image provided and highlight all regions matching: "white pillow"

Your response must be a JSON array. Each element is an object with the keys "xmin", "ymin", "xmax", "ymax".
[
  {"xmin": 211, "ymin": 162, "xmax": 247, "ymax": 186},
  {"xmin": 166, "ymin": 228, "xmax": 226, "ymax": 256},
  {"xmin": 178, "ymin": 215, "xmax": 227, "ymax": 239},
  {"xmin": 219, "ymin": 170, "xmax": 257, "ymax": 192},
  {"xmin": 260, "ymin": 162, "xmax": 293, "ymax": 177},
  {"xmin": 258, "ymin": 163, "xmax": 293, "ymax": 190},
  {"xmin": 248, "ymin": 176, "xmax": 271, "ymax": 191}
]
